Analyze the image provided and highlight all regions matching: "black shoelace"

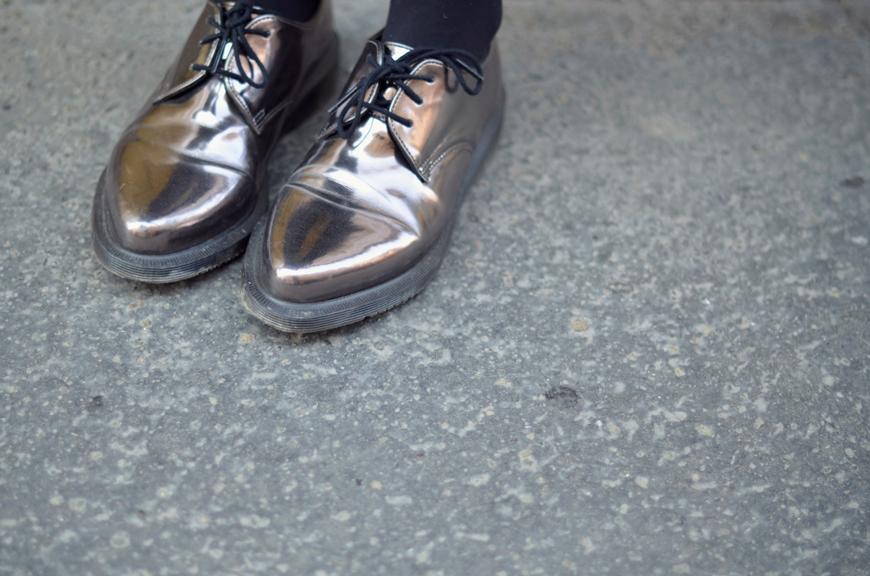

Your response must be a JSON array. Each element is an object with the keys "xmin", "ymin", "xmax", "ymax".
[
  {"xmin": 333, "ymin": 47, "xmax": 484, "ymax": 139},
  {"xmin": 191, "ymin": 2, "xmax": 270, "ymax": 89}
]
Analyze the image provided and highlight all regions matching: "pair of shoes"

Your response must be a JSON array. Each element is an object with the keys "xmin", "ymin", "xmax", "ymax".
[{"xmin": 92, "ymin": 1, "xmax": 505, "ymax": 333}]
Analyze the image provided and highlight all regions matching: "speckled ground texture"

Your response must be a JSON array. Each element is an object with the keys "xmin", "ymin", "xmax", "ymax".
[{"xmin": 2, "ymin": 0, "xmax": 870, "ymax": 574}]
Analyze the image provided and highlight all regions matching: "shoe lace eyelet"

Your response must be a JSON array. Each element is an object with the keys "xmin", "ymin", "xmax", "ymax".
[
  {"xmin": 335, "ymin": 48, "xmax": 482, "ymax": 139},
  {"xmin": 189, "ymin": 3, "xmax": 271, "ymax": 89}
]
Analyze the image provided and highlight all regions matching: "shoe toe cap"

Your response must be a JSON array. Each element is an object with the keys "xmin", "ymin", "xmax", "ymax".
[
  {"xmin": 258, "ymin": 185, "xmax": 421, "ymax": 303},
  {"xmin": 104, "ymin": 142, "xmax": 256, "ymax": 255}
]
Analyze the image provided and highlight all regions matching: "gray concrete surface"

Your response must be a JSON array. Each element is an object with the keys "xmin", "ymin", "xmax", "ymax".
[{"xmin": 1, "ymin": 0, "xmax": 869, "ymax": 574}]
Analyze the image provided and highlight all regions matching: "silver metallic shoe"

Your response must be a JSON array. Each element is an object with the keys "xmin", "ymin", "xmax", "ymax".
[
  {"xmin": 242, "ymin": 36, "xmax": 505, "ymax": 332},
  {"xmin": 92, "ymin": 1, "xmax": 338, "ymax": 283}
]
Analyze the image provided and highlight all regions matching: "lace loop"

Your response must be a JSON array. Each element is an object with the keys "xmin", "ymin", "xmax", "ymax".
[
  {"xmin": 334, "ymin": 47, "xmax": 484, "ymax": 139},
  {"xmin": 191, "ymin": 3, "xmax": 270, "ymax": 89}
]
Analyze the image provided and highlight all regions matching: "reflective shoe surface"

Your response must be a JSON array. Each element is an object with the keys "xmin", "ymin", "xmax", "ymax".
[
  {"xmin": 92, "ymin": 0, "xmax": 338, "ymax": 283},
  {"xmin": 242, "ymin": 36, "xmax": 505, "ymax": 332}
]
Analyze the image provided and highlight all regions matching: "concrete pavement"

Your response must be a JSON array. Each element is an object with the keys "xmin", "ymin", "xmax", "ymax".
[{"xmin": 1, "ymin": 0, "xmax": 869, "ymax": 574}]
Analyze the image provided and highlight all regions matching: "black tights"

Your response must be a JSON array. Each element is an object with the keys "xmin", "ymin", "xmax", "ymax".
[
  {"xmin": 383, "ymin": 0, "xmax": 501, "ymax": 60},
  {"xmin": 252, "ymin": 0, "xmax": 320, "ymax": 22},
  {"xmin": 245, "ymin": 0, "xmax": 502, "ymax": 60}
]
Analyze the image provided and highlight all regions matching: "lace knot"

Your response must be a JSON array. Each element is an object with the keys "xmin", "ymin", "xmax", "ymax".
[
  {"xmin": 333, "ymin": 47, "xmax": 484, "ymax": 140},
  {"xmin": 191, "ymin": 2, "xmax": 270, "ymax": 89}
]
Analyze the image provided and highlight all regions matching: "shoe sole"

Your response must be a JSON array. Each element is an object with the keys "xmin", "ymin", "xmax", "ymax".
[
  {"xmin": 91, "ymin": 43, "xmax": 339, "ymax": 284},
  {"xmin": 241, "ymin": 87, "xmax": 506, "ymax": 333}
]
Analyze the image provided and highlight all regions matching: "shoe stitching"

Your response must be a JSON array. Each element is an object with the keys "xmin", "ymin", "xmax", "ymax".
[
  {"xmin": 154, "ymin": 3, "xmax": 222, "ymax": 103},
  {"xmin": 289, "ymin": 181, "xmax": 421, "ymax": 237},
  {"xmin": 317, "ymin": 40, "xmax": 382, "ymax": 140},
  {"xmin": 385, "ymin": 58, "xmax": 445, "ymax": 178},
  {"xmin": 129, "ymin": 128, "xmax": 254, "ymax": 177},
  {"xmin": 190, "ymin": 3, "xmax": 271, "ymax": 89},
  {"xmin": 420, "ymin": 142, "xmax": 475, "ymax": 181},
  {"xmin": 224, "ymin": 14, "xmax": 323, "ymax": 134},
  {"xmin": 332, "ymin": 47, "xmax": 483, "ymax": 144}
]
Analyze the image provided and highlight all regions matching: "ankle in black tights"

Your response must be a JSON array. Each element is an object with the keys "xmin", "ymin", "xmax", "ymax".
[
  {"xmin": 383, "ymin": 0, "xmax": 502, "ymax": 61},
  {"xmin": 232, "ymin": 0, "xmax": 502, "ymax": 61},
  {"xmin": 245, "ymin": 0, "xmax": 320, "ymax": 22}
]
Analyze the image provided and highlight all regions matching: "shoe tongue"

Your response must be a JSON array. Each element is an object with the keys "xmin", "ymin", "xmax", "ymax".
[{"xmin": 383, "ymin": 42, "xmax": 414, "ymax": 61}]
